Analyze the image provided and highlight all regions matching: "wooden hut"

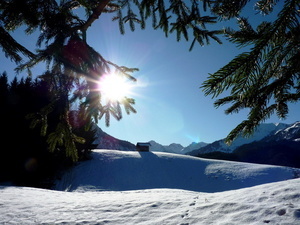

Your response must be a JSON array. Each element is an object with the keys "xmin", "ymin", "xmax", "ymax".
[{"xmin": 136, "ymin": 142, "xmax": 151, "ymax": 152}]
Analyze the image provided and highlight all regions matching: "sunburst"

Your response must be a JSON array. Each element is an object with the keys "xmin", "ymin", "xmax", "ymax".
[{"xmin": 97, "ymin": 73, "xmax": 133, "ymax": 102}]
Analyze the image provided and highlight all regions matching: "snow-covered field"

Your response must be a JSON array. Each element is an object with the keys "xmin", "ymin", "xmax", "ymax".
[
  {"xmin": 1, "ymin": 149, "xmax": 300, "ymax": 224},
  {"xmin": 55, "ymin": 150, "xmax": 299, "ymax": 193}
]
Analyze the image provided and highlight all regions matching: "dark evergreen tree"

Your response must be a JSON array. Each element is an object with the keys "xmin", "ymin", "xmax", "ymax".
[
  {"xmin": 68, "ymin": 105, "xmax": 98, "ymax": 161},
  {"xmin": 0, "ymin": 72, "xmax": 9, "ymax": 107},
  {"xmin": 0, "ymin": 73, "xmax": 97, "ymax": 188}
]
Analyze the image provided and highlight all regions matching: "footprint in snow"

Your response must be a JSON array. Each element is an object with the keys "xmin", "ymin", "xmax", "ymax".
[
  {"xmin": 189, "ymin": 201, "xmax": 196, "ymax": 206},
  {"xmin": 294, "ymin": 209, "xmax": 300, "ymax": 219},
  {"xmin": 181, "ymin": 210, "xmax": 189, "ymax": 218},
  {"xmin": 276, "ymin": 208, "xmax": 286, "ymax": 216}
]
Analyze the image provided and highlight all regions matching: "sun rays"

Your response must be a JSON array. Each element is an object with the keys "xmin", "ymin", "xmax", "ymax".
[{"xmin": 97, "ymin": 73, "xmax": 134, "ymax": 102}]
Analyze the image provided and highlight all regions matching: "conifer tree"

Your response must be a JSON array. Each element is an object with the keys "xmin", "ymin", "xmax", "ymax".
[
  {"xmin": 0, "ymin": 0, "xmax": 222, "ymax": 160},
  {"xmin": 0, "ymin": 72, "xmax": 97, "ymax": 187},
  {"xmin": 202, "ymin": 0, "xmax": 300, "ymax": 144}
]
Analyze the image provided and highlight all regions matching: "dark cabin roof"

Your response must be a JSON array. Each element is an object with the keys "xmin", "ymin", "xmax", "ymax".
[{"xmin": 136, "ymin": 142, "xmax": 151, "ymax": 146}]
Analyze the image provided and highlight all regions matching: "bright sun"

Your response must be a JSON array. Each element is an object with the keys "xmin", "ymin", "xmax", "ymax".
[{"xmin": 98, "ymin": 73, "xmax": 133, "ymax": 102}]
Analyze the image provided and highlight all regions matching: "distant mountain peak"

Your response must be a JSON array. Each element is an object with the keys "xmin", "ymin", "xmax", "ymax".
[
  {"xmin": 148, "ymin": 140, "xmax": 208, "ymax": 154},
  {"xmin": 189, "ymin": 122, "xmax": 299, "ymax": 156},
  {"xmin": 272, "ymin": 121, "xmax": 300, "ymax": 141},
  {"xmin": 148, "ymin": 140, "xmax": 184, "ymax": 153}
]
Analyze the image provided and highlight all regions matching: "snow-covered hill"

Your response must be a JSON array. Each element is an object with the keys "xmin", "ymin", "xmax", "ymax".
[
  {"xmin": 1, "ymin": 149, "xmax": 300, "ymax": 224},
  {"xmin": 1, "ymin": 179, "xmax": 300, "ymax": 225},
  {"xmin": 55, "ymin": 150, "xmax": 299, "ymax": 192}
]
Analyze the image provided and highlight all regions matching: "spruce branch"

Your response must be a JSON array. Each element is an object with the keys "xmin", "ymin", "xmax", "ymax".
[{"xmin": 77, "ymin": 0, "xmax": 111, "ymax": 32}]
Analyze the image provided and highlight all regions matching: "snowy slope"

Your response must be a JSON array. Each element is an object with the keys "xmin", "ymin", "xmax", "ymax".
[
  {"xmin": 1, "ymin": 176, "xmax": 300, "ymax": 224},
  {"xmin": 2, "ymin": 150, "xmax": 300, "ymax": 225},
  {"xmin": 55, "ymin": 150, "xmax": 299, "ymax": 192}
]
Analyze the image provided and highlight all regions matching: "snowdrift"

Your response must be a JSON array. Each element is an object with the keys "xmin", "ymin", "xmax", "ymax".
[
  {"xmin": 2, "ymin": 149, "xmax": 300, "ymax": 224},
  {"xmin": 1, "ymin": 178, "xmax": 300, "ymax": 224},
  {"xmin": 55, "ymin": 149, "xmax": 299, "ymax": 192}
]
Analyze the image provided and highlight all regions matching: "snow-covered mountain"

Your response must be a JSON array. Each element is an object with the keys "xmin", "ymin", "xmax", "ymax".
[
  {"xmin": 148, "ymin": 140, "xmax": 184, "ymax": 153},
  {"xmin": 149, "ymin": 140, "xmax": 208, "ymax": 154},
  {"xmin": 228, "ymin": 123, "xmax": 290, "ymax": 149},
  {"xmin": 271, "ymin": 121, "xmax": 300, "ymax": 141},
  {"xmin": 93, "ymin": 122, "xmax": 299, "ymax": 157},
  {"xmin": 182, "ymin": 141, "xmax": 208, "ymax": 154},
  {"xmin": 93, "ymin": 130, "xmax": 208, "ymax": 155},
  {"xmin": 190, "ymin": 122, "xmax": 300, "ymax": 168},
  {"xmin": 189, "ymin": 122, "xmax": 293, "ymax": 156},
  {"xmin": 93, "ymin": 125, "xmax": 208, "ymax": 154}
]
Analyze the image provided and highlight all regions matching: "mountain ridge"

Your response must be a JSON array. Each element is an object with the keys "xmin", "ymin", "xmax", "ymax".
[
  {"xmin": 190, "ymin": 121, "xmax": 300, "ymax": 168},
  {"xmin": 188, "ymin": 122, "xmax": 296, "ymax": 156},
  {"xmin": 93, "ymin": 122, "xmax": 300, "ymax": 160}
]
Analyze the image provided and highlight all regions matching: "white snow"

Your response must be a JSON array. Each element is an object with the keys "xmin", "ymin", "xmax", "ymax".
[
  {"xmin": 274, "ymin": 121, "xmax": 300, "ymax": 141},
  {"xmin": 1, "ymin": 149, "xmax": 300, "ymax": 225},
  {"xmin": 55, "ymin": 150, "xmax": 298, "ymax": 192}
]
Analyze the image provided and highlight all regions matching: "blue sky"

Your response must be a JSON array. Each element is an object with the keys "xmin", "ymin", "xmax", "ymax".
[
  {"xmin": 92, "ymin": 6, "xmax": 299, "ymax": 146},
  {"xmin": 1, "ymin": 1, "xmax": 299, "ymax": 146}
]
